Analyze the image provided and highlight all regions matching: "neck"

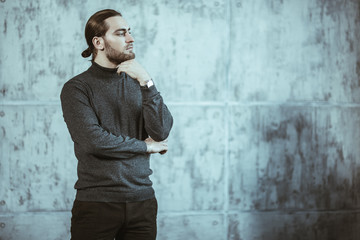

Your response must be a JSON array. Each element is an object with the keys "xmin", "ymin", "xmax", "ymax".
[{"xmin": 94, "ymin": 54, "xmax": 117, "ymax": 68}]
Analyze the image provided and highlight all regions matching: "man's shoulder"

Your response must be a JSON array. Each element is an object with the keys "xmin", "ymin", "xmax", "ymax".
[
  {"xmin": 67, "ymin": 69, "xmax": 91, "ymax": 84},
  {"xmin": 60, "ymin": 69, "xmax": 93, "ymax": 98},
  {"xmin": 62, "ymin": 68, "xmax": 94, "ymax": 90}
]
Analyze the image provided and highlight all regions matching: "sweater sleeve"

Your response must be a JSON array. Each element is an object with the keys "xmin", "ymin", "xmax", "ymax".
[
  {"xmin": 141, "ymin": 85, "xmax": 173, "ymax": 141},
  {"xmin": 60, "ymin": 80, "xmax": 148, "ymax": 159}
]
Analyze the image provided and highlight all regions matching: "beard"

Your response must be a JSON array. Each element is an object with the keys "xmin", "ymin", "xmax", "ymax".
[{"xmin": 104, "ymin": 39, "xmax": 135, "ymax": 65}]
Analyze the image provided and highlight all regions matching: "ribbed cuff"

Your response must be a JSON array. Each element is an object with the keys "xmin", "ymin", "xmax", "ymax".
[
  {"xmin": 140, "ymin": 85, "xmax": 159, "ymax": 100},
  {"xmin": 137, "ymin": 140, "xmax": 148, "ymax": 154}
]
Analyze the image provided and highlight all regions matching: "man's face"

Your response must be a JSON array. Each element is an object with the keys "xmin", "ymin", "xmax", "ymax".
[{"xmin": 103, "ymin": 16, "xmax": 135, "ymax": 65}]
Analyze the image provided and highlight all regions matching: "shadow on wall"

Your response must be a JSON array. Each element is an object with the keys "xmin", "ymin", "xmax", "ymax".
[
  {"xmin": 228, "ymin": 106, "xmax": 360, "ymax": 240},
  {"xmin": 228, "ymin": 210, "xmax": 360, "ymax": 240},
  {"xmin": 258, "ymin": 107, "xmax": 360, "ymax": 210}
]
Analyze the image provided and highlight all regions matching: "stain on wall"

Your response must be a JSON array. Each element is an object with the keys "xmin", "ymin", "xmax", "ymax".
[
  {"xmin": 0, "ymin": 0, "xmax": 359, "ymax": 239},
  {"xmin": 229, "ymin": 106, "xmax": 360, "ymax": 212},
  {"xmin": 228, "ymin": 211, "xmax": 360, "ymax": 240}
]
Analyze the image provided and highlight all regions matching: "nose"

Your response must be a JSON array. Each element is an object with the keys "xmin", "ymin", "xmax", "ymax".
[{"xmin": 126, "ymin": 33, "xmax": 134, "ymax": 43}]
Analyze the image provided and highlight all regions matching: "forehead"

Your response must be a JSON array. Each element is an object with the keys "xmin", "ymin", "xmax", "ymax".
[{"xmin": 105, "ymin": 16, "xmax": 130, "ymax": 32}]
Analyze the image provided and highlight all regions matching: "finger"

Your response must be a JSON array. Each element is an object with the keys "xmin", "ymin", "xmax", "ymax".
[
  {"xmin": 118, "ymin": 62, "xmax": 130, "ymax": 67},
  {"xmin": 116, "ymin": 66, "xmax": 128, "ymax": 74},
  {"xmin": 160, "ymin": 145, "xmax": 168, "ymax": 153},
  {"xmin": 159, "ymin": 150, "xmax": 167, "ymax": 155},
  {"xmin": 144, "ymin": 138, "xmax": 154, "ymax": 143},
  {"xmin": 119, "ymin": 60, "xmax": 133, "ymax": 66},
  {"xmin": 117, "ymin": 65, "xmax": 128, "ymax": 70}
]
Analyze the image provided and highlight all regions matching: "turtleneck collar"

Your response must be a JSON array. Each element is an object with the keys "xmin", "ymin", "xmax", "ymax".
[{"xmin": 89, "ymin": 61, "xmax": 119, "ymax": 76}]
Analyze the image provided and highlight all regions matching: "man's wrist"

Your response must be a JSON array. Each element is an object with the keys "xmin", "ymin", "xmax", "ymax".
[
  {"xmin": 140, "ymin": 79, "xmax": 154, "ymax": 88},
  {"xmin": 139, "ymin": 80, "xmax": 148, "ymax": 86},
  {"xmin": 145, "ymin": 141, "xmax": 151, "ymax": 153},
  {"xmin": 138, "ymin": 73, "xmax": 151, "ymax": 86}
]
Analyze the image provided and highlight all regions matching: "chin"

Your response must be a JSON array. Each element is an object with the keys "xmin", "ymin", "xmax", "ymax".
[
  {"xmin": 107, "ymin": 52, "xmax": 135, "ymax": 65},
  {"xmin": 128, "ymin": 53, "xmax": 135, "ymax": 60}
]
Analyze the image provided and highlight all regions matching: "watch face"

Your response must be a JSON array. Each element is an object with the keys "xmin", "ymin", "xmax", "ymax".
[{"xmin": 147, "ymin": 80, "xmax": 154, "ymax": 88}]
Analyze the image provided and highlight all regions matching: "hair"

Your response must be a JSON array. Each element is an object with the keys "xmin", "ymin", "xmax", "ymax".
[{"xmin": 81, "ymin": 9, "xmax": 122, "ymax": 60}]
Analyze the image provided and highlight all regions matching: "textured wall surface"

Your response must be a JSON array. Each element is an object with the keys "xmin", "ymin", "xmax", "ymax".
[{"xmin": 1, "ymin": 0, "xmax": 360, "ymax": 239}]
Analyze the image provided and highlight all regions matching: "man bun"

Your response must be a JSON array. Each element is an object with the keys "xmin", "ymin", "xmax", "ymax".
[{"xmin": 81, "ymin": 47, "xmax": 92, "ymax": 58}]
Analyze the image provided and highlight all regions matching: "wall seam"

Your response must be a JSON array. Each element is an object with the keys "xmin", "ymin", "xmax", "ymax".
[
  {"xmin": 2, "ymin": 208, "xmax": 360, "ymax": 216},
  {"xmin": 224, "ymin": 0, "xmax": 232, "ymax": 239},
  {"xmin": 2, "ymin": 101, "xmax": 360, "ymax": 107}
]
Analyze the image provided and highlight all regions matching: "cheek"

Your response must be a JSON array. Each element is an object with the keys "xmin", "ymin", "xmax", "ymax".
[
  {"xmin": 116, "ymin": 41, "xmax": 127, "ymax": 51},
  {"xmin": 108, "ymin": 38, "xmax": 126, "ymax": 50}
]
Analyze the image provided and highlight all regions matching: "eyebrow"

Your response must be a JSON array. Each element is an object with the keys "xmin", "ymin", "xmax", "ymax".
[{"xmin": 114, "ymin": 28, "xmax": 131, "ymax": 33}]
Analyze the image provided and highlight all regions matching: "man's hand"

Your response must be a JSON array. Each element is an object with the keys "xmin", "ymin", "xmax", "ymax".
[
  {"xmin": 117, "ymin": 60, "xmax": 151, "ymax": 86},
  {"xmin": 145, "ymin": 137, "xmax": 168, "ymax": 155}
]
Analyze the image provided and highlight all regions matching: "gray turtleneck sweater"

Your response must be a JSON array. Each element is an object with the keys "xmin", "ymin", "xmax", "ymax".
[{"xmin": 60, "ymin": 62, "xmax": 173, "ymax": 202}]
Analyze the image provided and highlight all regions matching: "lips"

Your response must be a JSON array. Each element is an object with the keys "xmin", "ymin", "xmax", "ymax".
[{"xmin": 126, "ymin": 45, "xmax": 133, "ymax": 50}]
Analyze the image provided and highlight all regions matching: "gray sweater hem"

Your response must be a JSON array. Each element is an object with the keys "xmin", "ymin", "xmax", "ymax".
[{"xmin": 76, "ymin": 187, "xmax": 155, "ymax": 202}]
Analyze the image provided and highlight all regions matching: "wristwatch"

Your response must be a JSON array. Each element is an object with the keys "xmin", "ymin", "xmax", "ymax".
[{"xmin": 143, "ymin": 79, "xmax": 154, "ymax": 88}]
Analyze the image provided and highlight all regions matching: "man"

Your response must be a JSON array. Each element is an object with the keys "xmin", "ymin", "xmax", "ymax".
[{"xmin": 60, "ymin": 9, "xmax": 173, "ymax": 240}]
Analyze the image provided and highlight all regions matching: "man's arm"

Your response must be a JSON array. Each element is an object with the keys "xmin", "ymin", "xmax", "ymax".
[
  {"xmin": 60, "ymin": 80, "xmax": 167, "ymax": 159},
  {"xmin": 118, "ymin": 60, "xmax": 174, "ymax": 141},
  {"xmin": 141, "ymin": 85, "xmax": 173, "ymax": 141}
]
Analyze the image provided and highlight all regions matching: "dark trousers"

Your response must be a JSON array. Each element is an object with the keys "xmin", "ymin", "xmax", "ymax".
[{"xmin": 70, "ymin": 198, "xmax": 158, "ymax": 240}]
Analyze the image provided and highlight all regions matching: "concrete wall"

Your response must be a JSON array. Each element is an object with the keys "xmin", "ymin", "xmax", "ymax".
[{"xmin": 1, "ymin": 0, "xmax": 360, "ymax": 239}]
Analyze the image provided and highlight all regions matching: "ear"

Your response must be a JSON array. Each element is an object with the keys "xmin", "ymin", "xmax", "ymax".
[{"xmin": 92, "ymin": 36, "xmax": 104, "ymax": 51}]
